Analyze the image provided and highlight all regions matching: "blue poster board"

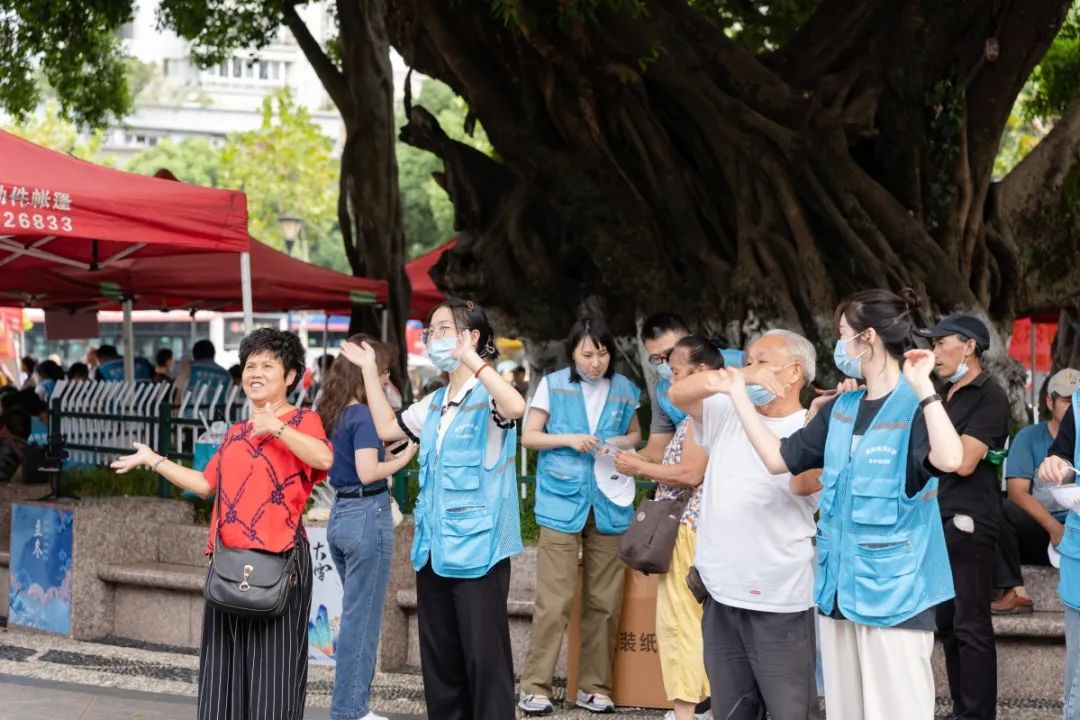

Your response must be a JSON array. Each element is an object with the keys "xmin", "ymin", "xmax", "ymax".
[{"xmin": 8, "ymin": 503, "xmax": 74, "ymax": 635}]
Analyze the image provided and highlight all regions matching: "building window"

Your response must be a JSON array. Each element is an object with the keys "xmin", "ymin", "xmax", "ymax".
[
  {"xmin": 271, "ymin": 61, "xmax": 281, "ymax": 80},
  {"xmin": 219, "ymin": 62, "xmax": 228, "ymax": 77},
  {"xmin": 232, "ymin": 58, "xmax": 242, "ymax": 78},
  {"xmin": 259, "ymin": 61, "xmax": 269, "ymax": 80}
]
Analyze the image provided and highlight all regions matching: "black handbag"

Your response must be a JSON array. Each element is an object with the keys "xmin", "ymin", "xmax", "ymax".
[
  {"xmin": 203, "ymin": 482, "xmax": 302, "ymax": 619},
  {"xmin": 617, "ymin": 486, "xmax": 691, "ymax": 574}
]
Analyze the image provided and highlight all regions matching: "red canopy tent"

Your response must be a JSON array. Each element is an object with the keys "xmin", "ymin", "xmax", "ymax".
[
  {"xmin": 0, "ymin": 130, "xmax": 248, "ymax": 271},
  {"xmin": 406, "ymin": 237, "xmax": 456, "ymax": 319},
  {"xmin": 14, "ymin": 238, "xmax": 387, "ymax": 312}
]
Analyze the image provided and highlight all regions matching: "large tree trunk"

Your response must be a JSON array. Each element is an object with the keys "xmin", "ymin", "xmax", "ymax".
[
  {"xmin": 386, "ymin": 0, "xmax": 1079, "ymax": 391},
  {"xmin": 284, "ymin": 0, "xmax": 411, "ymax": 394}
]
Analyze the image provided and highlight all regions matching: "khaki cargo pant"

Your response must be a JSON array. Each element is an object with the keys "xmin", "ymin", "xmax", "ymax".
[{"xmin": 520, "ymin": 512, "xmax": 626, "ymax": 697}]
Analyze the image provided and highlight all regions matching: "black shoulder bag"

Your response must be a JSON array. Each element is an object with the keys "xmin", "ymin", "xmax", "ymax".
[{"xmin": 203, "ymin": 479, "xmax": 302, "ymax": 619}]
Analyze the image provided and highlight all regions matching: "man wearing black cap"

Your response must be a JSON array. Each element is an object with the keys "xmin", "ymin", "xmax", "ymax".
[{"xmin": 917, "ymin": 315, "xmax": 1010, "ymax": 720}]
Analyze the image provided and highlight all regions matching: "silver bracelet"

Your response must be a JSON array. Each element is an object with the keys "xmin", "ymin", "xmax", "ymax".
[{"xmin": 150, "ymin": 456, "xmax": 168, "ymax": 473}]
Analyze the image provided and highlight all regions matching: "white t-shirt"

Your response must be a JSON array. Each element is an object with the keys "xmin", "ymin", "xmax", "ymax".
[
  {"xmin": 694, "ymin": 394, "xmax": 816, "ymax": 613},
  {"xmin": 398, "ymin": 377, "xmax": 510, "ymax": 465},
  {"xmin": 528, "ymin": 375, "xmax": 610, "ymax": 434}
]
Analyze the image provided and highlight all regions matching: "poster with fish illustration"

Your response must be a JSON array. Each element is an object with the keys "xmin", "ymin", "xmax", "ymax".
[{"xmin": 306, "ymin": 526, "xmax": 343, "ymax": 666}]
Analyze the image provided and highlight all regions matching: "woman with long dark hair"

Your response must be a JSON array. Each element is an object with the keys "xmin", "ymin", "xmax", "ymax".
[
  {"xmin": 701, "ymin": 289, "xmax": 963, "ymax": 720},
  {"xmin": 319, "ymin": 334, "xmax": 417, "ymax": 720},
  {"xmin": 338, "ymin": 298, "xmax": 526, "ymax": 720}
]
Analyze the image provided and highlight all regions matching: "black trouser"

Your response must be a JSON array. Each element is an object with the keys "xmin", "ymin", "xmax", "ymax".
[
  {"xmin": 701, "ymin": 597, "xmax": 820, "ymax": 720},
  {"xmin": 937, "ymin": 521, "xmax": 998, "ymax": 720},
  {"xmin": 994, "ymin": 498, "xmax": 1053, "ymax": 589},
  {"xmin": 416, "ymin": 558, "xmax": 515, "ymax": 720}
]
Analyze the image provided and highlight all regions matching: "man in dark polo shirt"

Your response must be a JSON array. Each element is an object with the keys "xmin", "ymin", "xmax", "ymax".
[{"xmin": 917, "ymin": 315, "xmax": 1010, "ymax": 720}]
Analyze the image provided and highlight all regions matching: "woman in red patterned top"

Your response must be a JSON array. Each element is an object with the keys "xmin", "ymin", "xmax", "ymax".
[{"xmin": 113, "ymin": 328, "xmax": 332, "ymax": 720}]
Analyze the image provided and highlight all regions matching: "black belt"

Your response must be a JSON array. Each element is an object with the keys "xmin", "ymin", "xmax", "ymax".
[{"xmin": 336, "ymin": 483, "xmax": 389, "ymax": 499}]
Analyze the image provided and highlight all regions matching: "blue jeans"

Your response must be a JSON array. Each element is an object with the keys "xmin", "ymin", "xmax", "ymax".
[
  {"xmin": 327, "ymin": 492, "xmax": 395, "ymax": 720},
  {"xmin": 1067, "ymin": 606, "xmax": 1080, "ymax": 720}
]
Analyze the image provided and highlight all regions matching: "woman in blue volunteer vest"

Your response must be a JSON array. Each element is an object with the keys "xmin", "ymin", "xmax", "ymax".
[
  {"xmin": 1037, "ymin": 396, "xmax": 1080, "ymax": 719},
  {"xmin": 339, "ymin": 299, "xmax": 526, "ymax": 720},
  {"xmin": 703, "ymin": 289, "xmax": 964, "ymax": 720},
  {"xmin": 518, "ymin": 316, "xmax": 641, "ymax": 715}
]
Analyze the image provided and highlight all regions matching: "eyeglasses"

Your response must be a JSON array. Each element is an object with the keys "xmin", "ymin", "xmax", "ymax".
[
  {"xmin": 421, "ymin": 324, "xmax": 462, "ymax": 344},
  {"xmin": 647, "ymin": 348, "xmax": 674, "ymax": 366}
]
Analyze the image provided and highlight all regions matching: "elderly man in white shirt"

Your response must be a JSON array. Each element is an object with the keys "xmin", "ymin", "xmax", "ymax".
[{"xmin": 669, "ymin": 329, "xmax": 821, "ymax": 720}]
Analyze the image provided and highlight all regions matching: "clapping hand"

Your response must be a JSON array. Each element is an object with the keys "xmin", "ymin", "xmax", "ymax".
[
  {"xmin": 902, "ymin": 349, "xmax": 937, "ymax": 394},
  {"xmin": 340, "ymin": 340, "xmax": 378, "ymax": 372},
  {"xmin": 703, "ymin": 367, "xmax": 743, "ymax": 395},
  {"xmin": 251, "ymin": 403, "xmax": 284, "ymax": 438},
  {"xmin": 111, "ymin": 442, "xmax": 158, "ymax": 474}
]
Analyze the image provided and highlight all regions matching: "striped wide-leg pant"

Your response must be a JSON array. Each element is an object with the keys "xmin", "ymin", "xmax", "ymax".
[{"xmin": 197, "ymin": 539, "xmax": 313, "ymax": 720}]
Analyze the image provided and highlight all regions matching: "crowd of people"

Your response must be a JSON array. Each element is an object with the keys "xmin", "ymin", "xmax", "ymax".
[{"xmin": 92, "ymin": 288, "xmax": 1080, "ymax": 720}]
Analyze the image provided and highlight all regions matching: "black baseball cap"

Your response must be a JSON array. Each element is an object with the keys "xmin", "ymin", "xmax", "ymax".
[{"xmin": 915, "ymin": 314, "xmax": 990, "ymax": 350}]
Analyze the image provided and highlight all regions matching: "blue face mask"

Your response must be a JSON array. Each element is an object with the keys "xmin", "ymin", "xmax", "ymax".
[
  {"xmin": 833, "ymin": 334, "xmax": 866, "ymax": 379},
  {"xmin": 746, "ymin": 384, "xmax": 776, "ymax": 406},
  {"xmin": 428, "ymin": 337, "xmax": 461, "ymax": 373},
  {"xmin": 656, "ymin": 362, "xmax": 673, "ymax": 381},
  {"xmin": 945, "ymin": 355, "xmax": 970, "ymax": 384}
]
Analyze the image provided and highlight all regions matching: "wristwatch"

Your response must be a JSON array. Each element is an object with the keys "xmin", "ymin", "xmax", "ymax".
[{"xmin": 918, "ymin": 393, "xmax": 943, "ymax": 409}]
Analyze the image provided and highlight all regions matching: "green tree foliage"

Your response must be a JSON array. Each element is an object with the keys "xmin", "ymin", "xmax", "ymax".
[
  {"xmin": 124, "ymin": 90, "xmax": 349, "ymax": 273},
  {"xmin": 125, "ymin": 137, "xmax": 224, "ymax": 187},
  {"xmin": 4, "ymin": 102, "xmax": 108, "ymax": 160},
  {"xmin": 0, "ymin": 0, "xmax": 134, "ymax": 127},
  {"xmin": 219, "ymin": 91, "xmax": 345, "ymax": 270},
  {"xmin": 1024, "ymin": 8, "xmax": 1080, "ymax": 120}
]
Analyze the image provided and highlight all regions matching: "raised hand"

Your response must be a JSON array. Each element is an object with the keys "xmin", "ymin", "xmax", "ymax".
[
  {"xmin": 251, "ymin": 402, "xmax": 283, "ymax": 438},
  {"xmin": 703, "ymin": 368, "xmax": 742, "ymax": 395},
  {"xmin": 742, "ymin": 364, "xmax": 787, "ymax": 398},
  {"xmin": 340, "ymin": 340, "xmax": 378, "ymax": 372},
  {"xmin": 111, "ymin": 442, "xmax": 158, "ymax": 475},
  {"xmin": 902, "ymin": 349, "xmax": 936, "ymax": 382}
]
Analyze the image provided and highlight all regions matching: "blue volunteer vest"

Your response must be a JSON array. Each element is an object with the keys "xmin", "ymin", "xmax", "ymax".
[
  {"xmin": 535, "ymin": 368, "xmax": 640, "ymax": 534},
  {"xmin": 413, "ymin": 383, "xmax": 523, "ymax": 579},
  {"xmin": 655, "ymin": 379, "xmax": 687, "ymax": 426},
  {"xmin": 1056, "ymin": 392, "xmax": 1080, "ymax": 610},
  {"xmin": 815, "ymin": 377, "xmax": 954, "ymax": 627}
]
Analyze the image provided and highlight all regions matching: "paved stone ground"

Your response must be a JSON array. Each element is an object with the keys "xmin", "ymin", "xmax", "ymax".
[{"xmin": 0, "ymin": 625, "xmax": 1064, "ymax": 719}]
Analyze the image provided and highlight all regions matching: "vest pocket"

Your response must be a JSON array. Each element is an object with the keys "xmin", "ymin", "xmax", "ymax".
[
  {"xmin": 440, "ymin": 508, "xmax": 494, "ymax": 572},
  {"xmin": 850, "ymin": 474, "xmax": 901, "ymax": 526},
  {"xmin": 440, "ymin": 449, "xmax": 483, "ymax": 492},
  {"xmin": 1057, "ymin": 521, "xmax": 1080, "ymax": 609},
  {"xmin": 813, "ymin": 533, "xmax": 831, "ymax": 608},
  {"xmin": 536, "ymin": 453, "xmax": 585, "ymax": 523},
  {"xmin": 852, "ymin": 537, "xmax": 917, "ymax": 618}
]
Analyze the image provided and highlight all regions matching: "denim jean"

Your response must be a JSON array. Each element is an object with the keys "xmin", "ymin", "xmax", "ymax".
[
  {"xmin": 1067, "ymin": 606, "xmax": 1080, "ymax": 720},
  {"xmin": 327, "ymin": 492, "xmax": 395, "ymax": 720}
]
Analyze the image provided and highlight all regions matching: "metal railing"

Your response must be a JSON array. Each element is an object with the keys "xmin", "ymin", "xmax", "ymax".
[{"xmin": 48, "ymin": 379, "xmax": 251, "ymax": 497}]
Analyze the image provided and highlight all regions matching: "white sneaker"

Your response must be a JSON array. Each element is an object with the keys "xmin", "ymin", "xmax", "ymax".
[
  {"xmin": 662, "ymin": 710, "xmax": 711, "ymax": 720},
  {"xmin": 575, "ymin": 690, "xmax": 615, "ymax": 713},
  {"xmin": 360, "ymin": 712, "xmax": 389, "ymax": 720},
  {"xmin": 518, "ymin": 692, "xmax": 554, "ymax": 715}
]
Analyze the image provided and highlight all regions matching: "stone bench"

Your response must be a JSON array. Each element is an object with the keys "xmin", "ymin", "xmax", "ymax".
[{"xmin": 96, "ymin": 561, "xmax": 207, "ymax": 648}]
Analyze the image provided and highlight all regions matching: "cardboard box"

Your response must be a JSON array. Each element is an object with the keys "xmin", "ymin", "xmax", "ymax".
[{"xmin": 567, "ymin": 567, "xmax": 670, "ymax": 710}]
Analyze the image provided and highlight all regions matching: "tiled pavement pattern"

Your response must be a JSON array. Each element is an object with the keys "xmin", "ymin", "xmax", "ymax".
[{"xmin": 0, "ymin": 625, "xmax": 1065, "ymax": 719}]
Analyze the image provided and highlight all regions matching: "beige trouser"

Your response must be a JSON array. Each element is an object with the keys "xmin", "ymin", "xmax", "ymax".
[
  {"xmin": 818, "ymin": 615, "xmax": 935, "ymax": 720},
  {"xmin": 520, "ymin": 513, "xmax": 626, "ymax": 697}
]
